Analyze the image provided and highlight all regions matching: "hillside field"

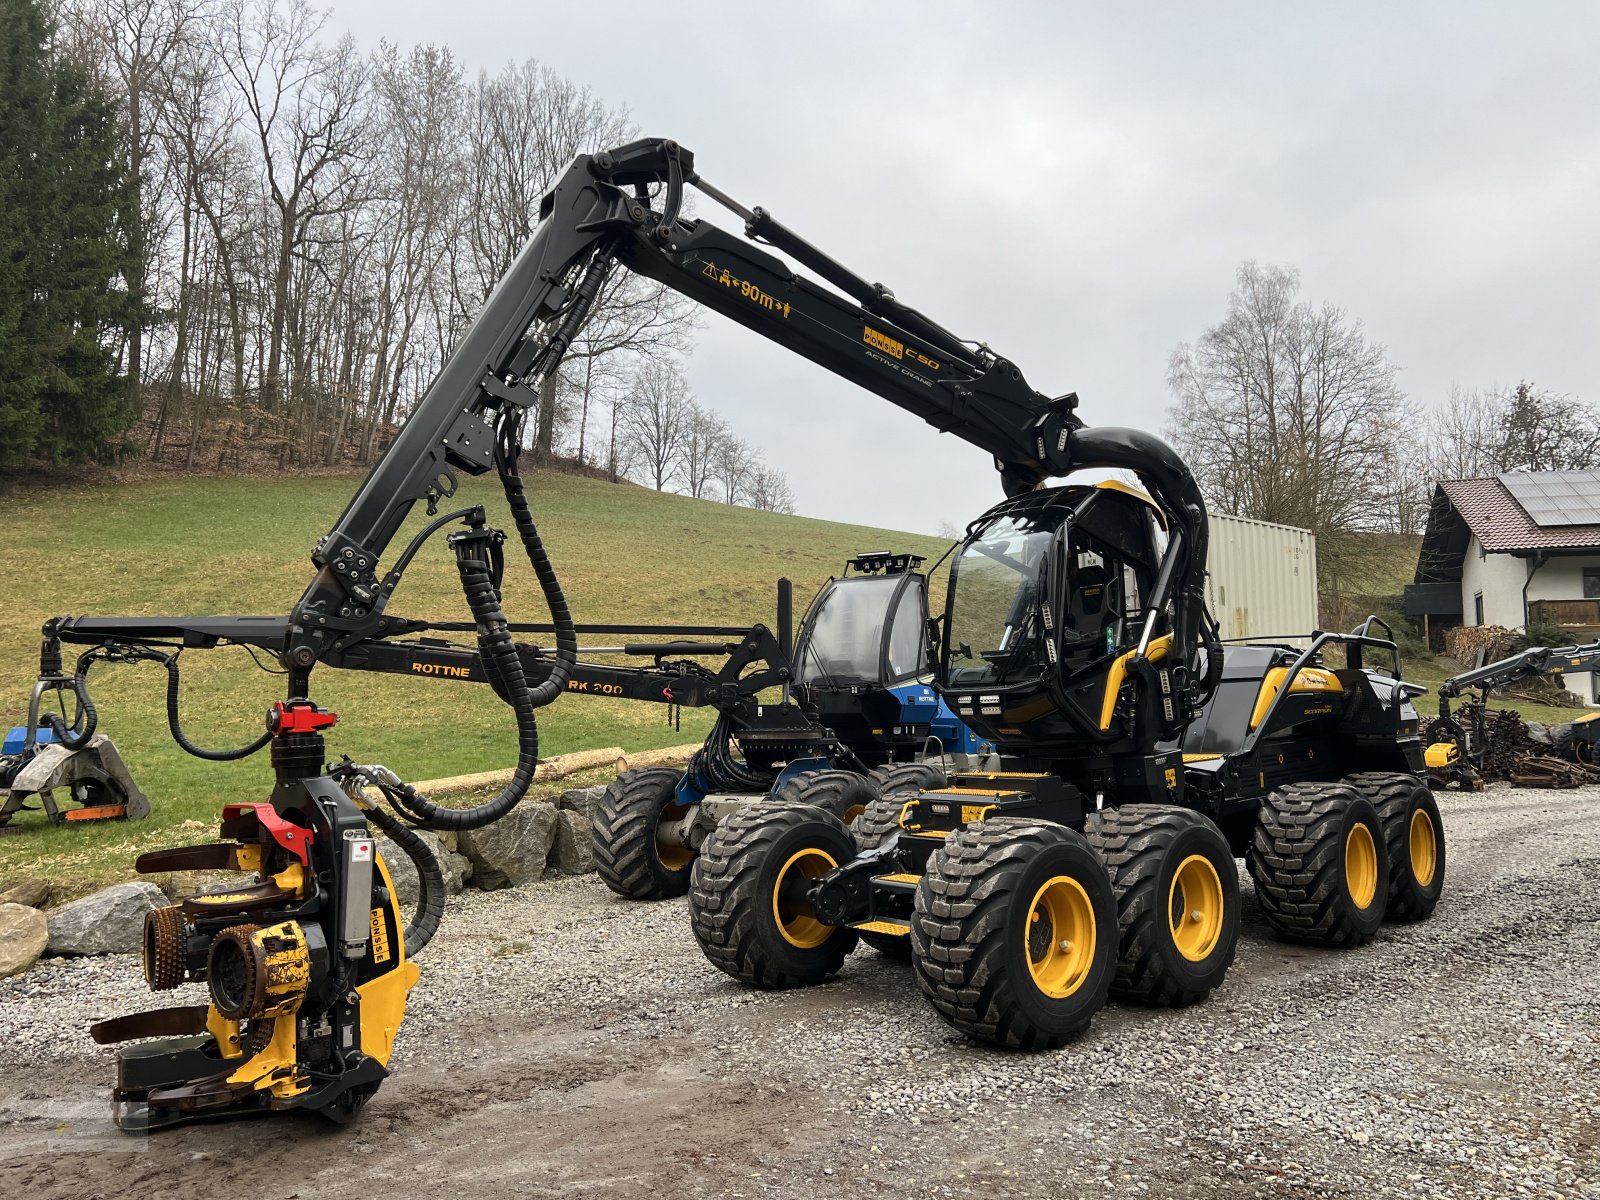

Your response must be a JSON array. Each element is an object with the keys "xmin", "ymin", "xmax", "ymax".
[{"xmin": 0, "ymin": 471, "xmax": 949, "ymax": 892}]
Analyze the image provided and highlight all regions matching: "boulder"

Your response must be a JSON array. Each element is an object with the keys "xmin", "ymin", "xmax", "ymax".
[
  {"xmin": 45, "ymin": 882, "xmax": 166, "ymax": 956},
  {"xmin": 557, "ymin": 785, "xmax": 608, "ymax": 821},
  {"xmin": 456, "ymin": 802, "xmax": 559, "ymax": 890},
  {"xmin": 550, "ymin": 809, "xmax": 595, "ymax": 875},
  {"xmin": 0, "ymin": 879, "xmax": 51, "ymax": 909},
  {"xmin": 375, "ymin": 830, "xmax": 472, "ymax": 908},
  {"xmin": 0, "ymin": 903, "xmax": 48, "ymax": 978}
]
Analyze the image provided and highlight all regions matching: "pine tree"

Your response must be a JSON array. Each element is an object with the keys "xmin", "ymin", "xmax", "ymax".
[{"xmin": 0, "ymin": 0, "xmax": 135, "ymax": 467}]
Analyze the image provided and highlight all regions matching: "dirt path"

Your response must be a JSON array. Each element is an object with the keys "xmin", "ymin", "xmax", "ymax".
[{"xmin": 2, "ymin": 787, "xmax": 1596, "ymax": 1199}]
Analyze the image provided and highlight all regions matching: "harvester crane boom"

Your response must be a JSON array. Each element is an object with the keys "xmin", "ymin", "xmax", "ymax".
[
  {"xmin": 1437, "ymin": 639, "xmax": 1600, "ymax": 699},
  {"xmin": 285, "ymin": 137, "xmax": 1215, "ymax": 716}
]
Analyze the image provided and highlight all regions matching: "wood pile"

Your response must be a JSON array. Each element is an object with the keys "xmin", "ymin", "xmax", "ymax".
[
  {"xmin": 1443, "ymin": 624, "xmax": 1518, "ymax": 670},
  {"xmin": 1423, "ymin": 708, "xmax": 1600, "ymax": 787},
  {"xmin": 1510, "ymin": 755, "xmax": 1600, "ymax": 788}
]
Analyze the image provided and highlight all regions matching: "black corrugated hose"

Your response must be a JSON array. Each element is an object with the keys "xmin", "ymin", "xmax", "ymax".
[
  {"xmin": 160, "ymin": 653, "xmax": 273, "ymax": 761},
  {"xmin": 370, "ymin": 417, "xmax": 578, "ymax": 832},
  {"xmin": 41, "ymin": 651, "xmax": 98, "ymax": 749},
  {"xmin": 362, "ymin": 798, "xmax": 446, "ymax": 957}
]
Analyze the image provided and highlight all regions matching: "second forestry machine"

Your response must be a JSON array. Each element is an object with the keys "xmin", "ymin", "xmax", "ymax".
[{"xmin": 41, "ymin": 137, "xmax": 1444, "ymax": 1128}]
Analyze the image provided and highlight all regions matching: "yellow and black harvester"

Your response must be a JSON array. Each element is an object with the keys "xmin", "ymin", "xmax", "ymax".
[{"xmin": 35, "ymin": 138, "xmax": 1447, "ymax": 1127}]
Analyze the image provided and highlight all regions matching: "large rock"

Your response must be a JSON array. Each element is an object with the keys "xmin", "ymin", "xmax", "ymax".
[
  {"xmin": 557, "ymin": 785, "xmax": 608, "ymax": 821},
  {"xmin": 375, "ymin": 830, "xmax": 472, "ymax": 908},
  {"xmin": 0, "ymin": 903, "xmax": 48, "ymax": 978},
  {"xmin": 550, "ymin": 809, "xmax": 594, "ymax": 875},
  {"xmin": 46, "ymin": 882, "xmax": 166, "ymax": 956},
  {"xmin": 456, "ymin": 802, "xmax": 559, "ymax": 890},
  {"xmin": 0, "ymin": 879, "xmax": 51, "ymax": 909}
]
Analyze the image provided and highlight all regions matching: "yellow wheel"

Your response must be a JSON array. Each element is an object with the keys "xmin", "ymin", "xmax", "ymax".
[
  {"xmin": 1084, "ymin": 805, "xmax": 1240, "ymax": 1006},
  {"xmin": 1248, "ymin": 782, "xmax": 1389, "ymax": 946},
  {"xmin": 689, "ymin": 802, "xmax": 858, "ymax": 990},
  {"xmin": 656, "ymin": 799, "xmax": 695, "ymax": 871},
  {"xmin": 772, "ymin": 848, "xmax": 838, "ymax": 949},
  {"xmin": 1408, "ymin": 808, "xmax": 1437, "ymax": 888},
  {"xmin": 1025, "ymin": 876, "xmax": 1098, "ymax": 998},
  {"xmin": 1169, "ymin": 854, "xmax": 1225, "ymax": 962},
  {"xmin": 910, "ymin": 817, "xmax": 1116, "ymax": 1050},
  {"xmin": 594, "ymin": 768, "xmax": 697, "ymax": 900},
  {"xmin": 1344, "ymin": 821, "xmax": 1379, "ymax": 909},
  {"xmin": 774, "ymin": 770, "xmax": 880, "ymax": 828},
  {"xmin": 1347, "ymin": 772, "xmax": 1445, "ymax": 922}
]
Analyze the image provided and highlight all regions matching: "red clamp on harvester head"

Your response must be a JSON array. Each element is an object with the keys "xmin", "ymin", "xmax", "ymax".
[
  {"xmin": 220, "ymin": 802, "xmax": 314, "ymax": 865},
  {"xmin": 268, "ymin": 699, "xmax": 338, "ymax": 736}
]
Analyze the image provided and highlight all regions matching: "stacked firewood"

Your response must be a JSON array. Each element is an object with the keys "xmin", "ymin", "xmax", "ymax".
[{"xmin": 1510, "ymin": 756, "xmax": 1600, "ymax": 788}]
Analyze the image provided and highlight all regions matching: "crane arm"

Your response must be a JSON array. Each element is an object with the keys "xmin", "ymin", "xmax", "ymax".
[
  {"xmin": 284, "ymin": 136, "xmax": 1209, "ymax": 703},
  {"xmin": 1438, "ymin": 640, "xmax": 1600, "ymax": 699}
]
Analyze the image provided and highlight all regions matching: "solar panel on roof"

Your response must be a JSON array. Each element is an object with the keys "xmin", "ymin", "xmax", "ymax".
[{"xmin": 1500, "ymin": 471, "xmax": 1600, "ymax": 527}]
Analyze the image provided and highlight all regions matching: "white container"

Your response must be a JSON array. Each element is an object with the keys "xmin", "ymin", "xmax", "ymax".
[{"xmin": 1205, "ymin": 513, "xmax": 1319, "ymax": 645}]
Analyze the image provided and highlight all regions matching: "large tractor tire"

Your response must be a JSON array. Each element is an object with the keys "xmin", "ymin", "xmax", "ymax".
[
  {"xmin": 846, "ymin": 794, "xmax": 917, "ymax": 958},
  {"xmin": 1246, "ymin": 782, "xmax": 1389, "ymax": 947},
  {"xmin": 910, "ymin": 818, "xmax": 1116, "ymax": 1050},
  {"xmin": 773, "ymin": 769, "xmax": 879, "ymax": 826},
  {"xmin": 1345, "ymin": 772, "xmax": 1445, "ymax": 922},
  {"xmin": 1083, "ymin": 804, "xmax": 1239, "ymax": 1007},
  {"xmin": 689, "ymin": 802, "xmax": 859, "ymax": 989},
  {"xmin": 849, "ymin": 795, "xmax": 908, "ymax": 851},
  {"xmin": 870, "ymin": 762, "xmax": 949, "ymax": 796},
  {"xmin": 592, "ymin": 768, "xmax": 696, "ymax": 901},
  {"xmin": 1555, "ymin": 721, "xmax": 1597, "ymax": 765}
]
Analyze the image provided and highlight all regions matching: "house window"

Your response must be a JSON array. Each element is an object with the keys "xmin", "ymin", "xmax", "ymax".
[
  {"xmin": 1474, "ymin": 592, "xmax": 1484, "ymax": 625},
  {"xmin": 1584, "ymin": 568, "xmax": 1600, "ymax": 599}
]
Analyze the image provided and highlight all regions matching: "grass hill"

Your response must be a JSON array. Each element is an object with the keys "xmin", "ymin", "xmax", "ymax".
[{"xmin": 0, "ymin": 471, "xmax": 950, "ymax": 891}]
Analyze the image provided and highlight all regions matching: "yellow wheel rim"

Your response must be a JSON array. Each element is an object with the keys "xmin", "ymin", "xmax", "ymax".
[
  {"xmin": 1025, "ymin": 875, "xmax": 1097, "ymax": 998},
  {"xmin": 1167, "ymin": 854, "xmax": 1225, "ymax": 962},
  {"xmin": 1345, "ymin": 821, "xmax": 1378, "ymax": 910},
  {"xmin": 655, "ymin": 801, "xmax": 694, "ymax": 871},
  {"xmin": 1409, "ymin": 807, "xmax": 1438, "ymax": 888},
  {"xmin": 772, "ymin": 848, "xmax": 839, "ymax": 949},
  {"xmin": 840, "ymin": 803, "xmax": 868, "ymax": 825}
]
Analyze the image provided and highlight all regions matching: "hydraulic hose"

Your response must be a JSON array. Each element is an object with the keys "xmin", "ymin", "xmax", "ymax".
[
  {"xmin": 160, "ymin": 653, "xmax": 272, "ymax": 761},
  {"xmin": 372, "ymin": 548, "xmax": 542, "ymax": 831},
  {"xmin": 499, "ymin": 459, "xmax": 578, "ymax": 707},
  {"xmin": 362, "ymin": 800, "xmax": 446, "ymax": 957},
  {"xmin": 690, "ymin": 712, "xmax": 775, "ymax": 793},
  {"xmin": 41, "ymin": 652, "xmax": 98, "ymax": 750}
]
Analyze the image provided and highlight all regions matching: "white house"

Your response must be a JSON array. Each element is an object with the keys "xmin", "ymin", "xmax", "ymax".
[{"xmin": 1405, "ymin": 471, "xmax": 1600, "ymax": 703}]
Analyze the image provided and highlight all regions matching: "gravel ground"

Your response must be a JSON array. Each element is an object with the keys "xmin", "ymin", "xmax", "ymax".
[{"xmin": 0, "ymin": 784, "xmax": 1596, "ymax": 1200}]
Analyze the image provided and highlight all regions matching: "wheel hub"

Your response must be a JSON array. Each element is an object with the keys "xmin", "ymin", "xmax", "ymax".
[
  {"xmin": 1167, "ymin": 854, "xmax": 1225, "ymax": 962},
  {"xmin": 1025, "ymin": 876, "xmax": 1096, "ymax": 998},
  {"xmin": 772, "ymin": 848, "xmax": 839, "ymax": 949},
  {"xmin": 1409, "ymin": 807, "xmax": 1437, "ymax": 887}
]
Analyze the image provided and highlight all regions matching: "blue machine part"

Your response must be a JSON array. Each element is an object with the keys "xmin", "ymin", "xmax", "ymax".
[
  {"xmin": 887, "ymin": 682, "xmax": 987, "ymax": 757},
  {"xmin": 2, "ymin": 726, "xmax": 60, "ymax": 756},
  {"xmin": 767, "ymin": 756, "xmax": 835, "ymax": 796}
]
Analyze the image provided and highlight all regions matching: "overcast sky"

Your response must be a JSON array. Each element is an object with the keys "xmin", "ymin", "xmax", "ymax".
[{"xmin": 333, "ymin": 1, "xmax": 1598, "ymax": 535}]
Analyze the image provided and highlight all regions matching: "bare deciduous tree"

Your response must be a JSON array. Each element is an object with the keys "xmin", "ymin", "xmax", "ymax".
[
  {"xmin": 714, "ymin": 434, "xmax": 754, "ymax": 505},
  {"xmin": 679, "ymin": 404, "xmax": 724, "ymax": 499},
  {"xmin": 747, "ymin": 461, "xmax": 797, "ymax": 515},
  {"xmin": 222, "ymin": 0, "xmax": 370, "ymax": 411},
  {"xmin": 1166, "ymin": 261, "xmax": 1405, "ymax": 581},
  {"xmin": 622, "ymin": 358, "xmax": 693, "ymax": 491}
]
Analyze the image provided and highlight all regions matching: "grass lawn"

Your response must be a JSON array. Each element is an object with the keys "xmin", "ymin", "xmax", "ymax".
[{"xmin": 0, "ymin": 470, "xmax": 950, "ymax": 895}]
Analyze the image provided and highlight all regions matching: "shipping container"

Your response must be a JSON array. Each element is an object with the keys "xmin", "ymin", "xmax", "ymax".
[{"xmin": 1205, "ymin": 513, "xmax": 1319, "ymax": 645}]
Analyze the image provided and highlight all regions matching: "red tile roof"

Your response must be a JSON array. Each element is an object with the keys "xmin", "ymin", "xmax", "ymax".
[{"xmin": 1440, "ymin": 477, "xmax": 1600, "ymax": 552}]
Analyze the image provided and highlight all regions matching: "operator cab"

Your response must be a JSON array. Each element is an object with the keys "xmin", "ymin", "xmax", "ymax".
[
  {"xmin": 938, "ymin": 482, "xmax": 1172, "ymax": 756},
  {"xmin": 793, "ymin": 552, "xmax": 978, "ymax": 766}
]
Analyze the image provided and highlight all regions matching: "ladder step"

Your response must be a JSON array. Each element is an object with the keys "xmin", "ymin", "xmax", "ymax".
[{"xmin": 851, "ymin": 919, "xmax": 910, "ymax": 937}]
